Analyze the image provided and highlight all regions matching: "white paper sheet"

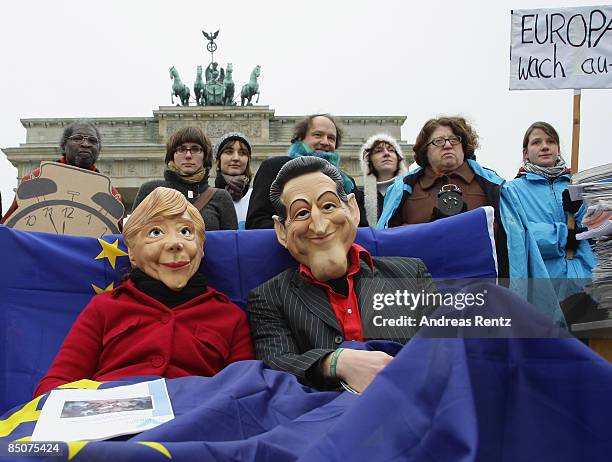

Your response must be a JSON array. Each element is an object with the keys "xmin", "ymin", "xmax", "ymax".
[{"xmin": 31, "ymin": 379, "xmax": 174, "ymax": 442}]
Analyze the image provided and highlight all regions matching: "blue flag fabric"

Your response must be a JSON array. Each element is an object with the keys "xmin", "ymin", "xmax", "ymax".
[
  {"xmin": 2, "ymin": 332, "xmax": 612, "ymax": 460},
  {"xmin": 0, "ymin": 208, "xmax": 498, "ymax": 413},
  {"xmin": 1, "ymin": 206, "xmax": 608, "ymax": 461},
  {"xmin": 1, "ymin": 226, "xmax": 611, "ymax": 462}
]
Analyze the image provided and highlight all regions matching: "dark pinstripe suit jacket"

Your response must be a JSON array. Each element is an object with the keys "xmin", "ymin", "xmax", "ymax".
[{"xmin": 247, "ymin": 256, "xmax": 436, "ymax": 388}]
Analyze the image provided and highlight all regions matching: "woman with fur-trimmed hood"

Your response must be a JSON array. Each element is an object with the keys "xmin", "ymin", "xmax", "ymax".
[{"xmin": 360, "ymin": 133, "xmax": 407, "ymax": 226}]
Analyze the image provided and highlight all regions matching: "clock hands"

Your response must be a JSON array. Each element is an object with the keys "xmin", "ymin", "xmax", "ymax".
[{"xmin": 48, "ymin": 213, "xmax": 59, "ymax": 234}]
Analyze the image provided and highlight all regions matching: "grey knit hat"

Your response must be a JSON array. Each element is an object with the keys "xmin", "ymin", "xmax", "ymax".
[{"xmin": 213, "ymin": 132, "xmax": 252, "ymax": 159}]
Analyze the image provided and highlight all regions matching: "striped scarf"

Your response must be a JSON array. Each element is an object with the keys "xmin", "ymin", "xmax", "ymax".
[{"xmin": 518, "ymin": 157, "xmax": 570, "ymax": 180}]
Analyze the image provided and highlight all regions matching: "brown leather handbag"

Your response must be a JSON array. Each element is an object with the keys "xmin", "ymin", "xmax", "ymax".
[{"xmin": 192, "ymin": 187, "xmax": 216, "ymax": 211}]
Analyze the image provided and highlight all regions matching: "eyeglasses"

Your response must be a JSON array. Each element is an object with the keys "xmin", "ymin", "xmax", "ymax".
[
  {"xmin": 428, "ymin": 136, "xmax": 462, "ymax": 147},
  {"xmin": 176, "ymin": 145, "xmax": 203, "ymax": 155},
  {"xmin": 68, "ymin": 134, "xmax": 100, "ymax": 145}
]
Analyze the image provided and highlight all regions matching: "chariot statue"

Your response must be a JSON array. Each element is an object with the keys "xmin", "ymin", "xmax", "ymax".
[
  {"xmin": 203, "ymin": 62, "xmax": 225, "ymax": 105},
  {"xmin": 168, "ymin": 29, "xmax": 260, "ymax": 106}
]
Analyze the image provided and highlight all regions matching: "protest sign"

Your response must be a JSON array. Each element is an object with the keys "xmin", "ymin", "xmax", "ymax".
[{"xmin": 510, "ymin": 5, "xmax": 612, "ymax": 90}]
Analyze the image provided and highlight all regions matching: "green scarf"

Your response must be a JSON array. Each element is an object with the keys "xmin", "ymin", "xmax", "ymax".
[{"xmin": 287, "ymin": 142, "xmax": 354, "ymax": 193}]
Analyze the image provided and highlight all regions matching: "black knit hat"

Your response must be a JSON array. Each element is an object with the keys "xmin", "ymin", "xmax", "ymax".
[{"xmin": 213, "ymin": 132, "xmax": 252, "ymax": 160}]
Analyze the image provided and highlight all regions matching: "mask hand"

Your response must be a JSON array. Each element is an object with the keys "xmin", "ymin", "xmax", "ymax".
[{"xmin": 322, "ymin": 349, "xmax": 393, "ymax": 393}]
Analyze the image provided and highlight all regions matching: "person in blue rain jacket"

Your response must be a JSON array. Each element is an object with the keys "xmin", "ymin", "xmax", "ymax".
[{"xmin": 506, "ymin": 121, "xmax": 596, "ymax": 302}]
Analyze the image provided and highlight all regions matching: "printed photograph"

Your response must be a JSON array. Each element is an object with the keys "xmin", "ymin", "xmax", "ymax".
[{"xmin": 60, "ymin": 396, "xmax": 153, "ymax": 418}]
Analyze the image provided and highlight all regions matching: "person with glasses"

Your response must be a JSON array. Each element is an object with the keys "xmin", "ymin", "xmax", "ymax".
[
  {"xmin": 505, "ymin": 121, "xmax": 596, "ymax": 305},
  {"xmin": 377, "ymin": 116, "xmax": 512, "ymax": 278},
  {"xmin": 133, "ymin": 126, "xmax": 237, "ymax": 230},
  {"xmin": 359, "ymin": 133, "xmax": 407, "ymax": 227},
  {"xmin": 1, "ymin": 120, "xmax": 123, "ymax": 229}
]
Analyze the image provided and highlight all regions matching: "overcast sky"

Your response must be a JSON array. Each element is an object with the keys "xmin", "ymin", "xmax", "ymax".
[{"xmin": 1, "ymin": 0, "xmax": 610, "ymax": 214}]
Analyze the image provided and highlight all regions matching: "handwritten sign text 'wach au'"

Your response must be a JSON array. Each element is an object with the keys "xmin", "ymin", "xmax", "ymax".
[{"xmin": 510, "ymin": 5, "xmax": 612, "ymax": 90}]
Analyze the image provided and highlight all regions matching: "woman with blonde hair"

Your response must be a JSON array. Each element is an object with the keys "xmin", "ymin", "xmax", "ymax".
[{"xmin": 35, "ymin": 187, "xmax": 253, "ymax": 397}]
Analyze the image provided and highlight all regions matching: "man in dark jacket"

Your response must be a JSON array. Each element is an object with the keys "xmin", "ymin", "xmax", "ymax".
[{"xmin": 245, "ymin": 114, "xmax": 367, "ymax": 229}]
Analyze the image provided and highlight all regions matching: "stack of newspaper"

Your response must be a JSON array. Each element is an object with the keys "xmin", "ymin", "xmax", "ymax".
[{"xmin": 570, "ymin": 163, "xmax": 612, "ymax": 310}]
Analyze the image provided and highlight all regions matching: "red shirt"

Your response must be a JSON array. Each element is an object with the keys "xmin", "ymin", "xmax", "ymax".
[
  {"xmin": 299, "ymin": 244, "xmax": 374, "ymax": 341},
  {"xmin": 34, "ymin": 280, "xmax": 254, "ymax": 397}
]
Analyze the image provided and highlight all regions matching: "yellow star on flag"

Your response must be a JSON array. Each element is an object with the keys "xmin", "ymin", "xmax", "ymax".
[
  {"xmin": 95, "ymin": 239, "xmax": 128, "ymax": 269},
  {"xmin": 137, "ymin": 442, "xmax": 173, "ymax": 459},
  {"xmin": 0, "ymin": 395, "xmax": 44, "ymax": 438},
  {"xmin": 67, "ymin": 441, "xmax": 89, "ymax": 460},
  {"xmin": 92, "ymin": 282, "xmax": 115, "ymax": 294}
]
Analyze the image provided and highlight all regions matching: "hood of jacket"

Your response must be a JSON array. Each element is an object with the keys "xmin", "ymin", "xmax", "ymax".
[{"xmin": 359, "ymin": 133, "xmax": 408, "ymax": 226}]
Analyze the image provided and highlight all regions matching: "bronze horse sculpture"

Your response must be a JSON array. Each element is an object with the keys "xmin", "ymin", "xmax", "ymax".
[
  {"xmin": 170, "ymin": 66, "xmax": 190, "ymax": 106},
  {"xmin": 194, "ymin": 65, "xmax": 205, "ymax": 106},
  {"xmin": 240, "ymin": 65, "xmax": 261, "ymax": 106},
  {"xmin": 223, "ymin": 63, "xmax": 235, "ymax": 106}
]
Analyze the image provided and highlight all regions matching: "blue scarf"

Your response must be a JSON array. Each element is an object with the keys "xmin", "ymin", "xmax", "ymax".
[{"xmin": 287, "ymin": 142, "xmax": 354, "ymax": 193}]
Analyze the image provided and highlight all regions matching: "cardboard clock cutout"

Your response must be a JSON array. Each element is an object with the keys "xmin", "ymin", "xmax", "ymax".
[{"xmin": 5, "ymin": 162, "xmax": 124, "ymax": 237}]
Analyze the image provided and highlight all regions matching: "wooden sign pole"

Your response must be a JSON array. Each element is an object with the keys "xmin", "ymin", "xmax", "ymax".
[
  {"xmin": 566, "ymin": 89, "xmax": 581, "ymax": 261},
  {"xmin": 571, "ymin": 89, "xmax": 581, "ymax": 174}
]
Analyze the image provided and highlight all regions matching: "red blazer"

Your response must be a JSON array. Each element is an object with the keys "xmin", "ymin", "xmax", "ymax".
[{"xmin": 34, "ymin": 280, "xmax": 254, "ymax": 397}]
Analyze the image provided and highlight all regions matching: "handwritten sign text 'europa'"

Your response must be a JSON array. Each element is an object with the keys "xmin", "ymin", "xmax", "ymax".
[{"xmin": 510, "ymin": 5, "xmax": 612, "ymax": 90}]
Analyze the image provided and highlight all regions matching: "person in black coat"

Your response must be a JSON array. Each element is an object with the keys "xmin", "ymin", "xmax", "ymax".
[
  {"xmin": 246, "ymin": 114, "xmax": 367, "ymax": 229},
  {"xmin": 132, "ymin": 126, "xmax": 237, "ymax": 230}
]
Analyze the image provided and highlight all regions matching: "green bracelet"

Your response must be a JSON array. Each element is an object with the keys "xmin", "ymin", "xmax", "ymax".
[{"xmin": 329, "ymin": 348, "xmax": 344, "ymax": 379}]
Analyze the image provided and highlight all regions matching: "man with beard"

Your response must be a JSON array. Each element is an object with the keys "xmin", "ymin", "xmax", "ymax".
[
  {"xmin": 247, "ymin": 156, "xmax": 436, "ymax": 393},
  {"xmin": 1, "ymin": 120, "xmax": 123, "ymax": 229}
]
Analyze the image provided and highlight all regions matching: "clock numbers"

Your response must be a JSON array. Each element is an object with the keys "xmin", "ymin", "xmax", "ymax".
[
  {"xmin": 43, "ymin": 207, "xmax": 53, "ymax": 218},
  {"xmin": 25, "ymin": 215, "xmax": 37, "ymax": 226},
  {"xmin": 62, "ymin": 206, "xmax": 75, "ymax": 219},
  {"xmin": 85, "ymin": 213, "xmax": 93, "ymax": 225}
]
